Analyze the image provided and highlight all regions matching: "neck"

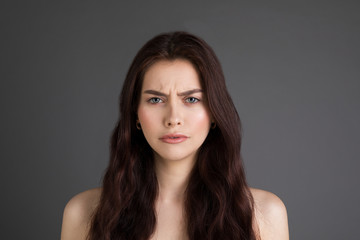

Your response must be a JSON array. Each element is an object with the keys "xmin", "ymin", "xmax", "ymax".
[{"xmin": 154, "ymin": 154, "xmax": 196, "ymax": 203}]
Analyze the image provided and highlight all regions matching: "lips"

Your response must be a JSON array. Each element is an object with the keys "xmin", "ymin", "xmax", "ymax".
[{"xmin": 159, "ymin": 134, "xmax": 188, "ymax": 144}]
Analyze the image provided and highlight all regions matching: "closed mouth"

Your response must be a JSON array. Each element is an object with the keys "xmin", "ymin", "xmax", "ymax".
[
  {"xmin": 160, "ymin": 134, "xmax": 188, "ymax": 139},
  {"xmin": 159, "ymin": 134, "xmax": 188, "ymax": 143}
]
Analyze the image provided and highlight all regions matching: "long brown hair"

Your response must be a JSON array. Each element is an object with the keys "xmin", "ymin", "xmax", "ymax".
[{"xmin": 88, "ymin": 31, "xmax": 256, "ymax": 240}]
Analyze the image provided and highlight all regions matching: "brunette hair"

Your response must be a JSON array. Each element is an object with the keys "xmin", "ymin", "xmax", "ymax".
[{"xmin": 88, "ymin": 31, "xmax": 257, "ymax": 240}]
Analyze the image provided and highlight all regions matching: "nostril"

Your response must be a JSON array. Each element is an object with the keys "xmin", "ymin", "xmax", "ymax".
[{"xmin": 166, "ymin": 121, "xmax": 182, "ymax": 127}]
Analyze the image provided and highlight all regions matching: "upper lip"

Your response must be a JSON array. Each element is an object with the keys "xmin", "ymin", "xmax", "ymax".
[{"xmin": 160, "ymin": 133, "xmax": 188, "ymax": 139}]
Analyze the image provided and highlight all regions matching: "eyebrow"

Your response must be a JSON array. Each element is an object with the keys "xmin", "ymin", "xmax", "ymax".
[{"xmin": 143, "ymin": 89, "xmax": 203, "ymax": 97}]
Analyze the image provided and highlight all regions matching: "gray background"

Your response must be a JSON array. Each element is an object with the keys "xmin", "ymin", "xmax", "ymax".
[{"xmin": 1, "ymin": 0, "xmax": 359, "ymax": 239}]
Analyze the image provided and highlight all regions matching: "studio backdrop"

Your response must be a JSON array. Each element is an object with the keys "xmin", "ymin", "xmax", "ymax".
[{"xmin": 1, "ymin": 1, "xmax": 359, "ymax": 239}]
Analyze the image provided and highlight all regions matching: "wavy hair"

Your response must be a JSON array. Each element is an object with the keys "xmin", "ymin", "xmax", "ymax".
[{"xmin": 88, "ymin": 31, "xmax": 257, "ymax": 240}]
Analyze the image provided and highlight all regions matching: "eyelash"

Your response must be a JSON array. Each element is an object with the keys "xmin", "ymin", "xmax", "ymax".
[
  {"xmin": 147, "ymin": 97, "xmax": 200, "ymax": 104},
  {"xmin": 185, "ymin": 97, "xmax": 199, "ymax": 103},
  {"xmin": 148, "ymin": 97, "xmax": 163, "ymax": 104}
]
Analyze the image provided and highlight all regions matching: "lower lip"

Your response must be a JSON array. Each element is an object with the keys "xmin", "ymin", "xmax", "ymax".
[{"xmin": 160, "ymin": 137, "xmax": 188, "ymax": 144}]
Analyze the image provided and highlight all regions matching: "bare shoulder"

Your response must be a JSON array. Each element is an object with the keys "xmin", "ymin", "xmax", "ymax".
[
  {"xmin": 61, "ymin": 188, "xmax": 102, "ymax": 240},
  {"xmin": 250, "ymin": 188, "xmax": 289, "ymax": 240}
]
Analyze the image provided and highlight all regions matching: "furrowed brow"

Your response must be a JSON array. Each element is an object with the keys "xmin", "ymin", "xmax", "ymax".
[
  {"xmin": 143, "ymin": 89, "xmax": 203, "ymax": 97},
  {"xmin": 143, "ymin": 90, "xmax": 167, "ymax": 97},
  {"xmin": 177, "ymin": 89, "xmax": 203, "ymax": 96}
]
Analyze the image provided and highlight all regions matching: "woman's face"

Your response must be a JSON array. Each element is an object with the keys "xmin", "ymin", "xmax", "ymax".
[{"xmin": 137, "ymin": 59, "xmax": 212, "ymax": 164}]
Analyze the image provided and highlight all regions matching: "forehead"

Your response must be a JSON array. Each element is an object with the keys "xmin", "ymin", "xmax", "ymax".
[{"xmin": 142, "ymin": 59, "xmax": 201, "ymax": 91}]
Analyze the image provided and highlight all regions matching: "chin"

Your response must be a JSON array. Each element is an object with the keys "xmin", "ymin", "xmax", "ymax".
[{"xmin": 154, "ymin": 151, "xmax": 197, "ymax": 163}]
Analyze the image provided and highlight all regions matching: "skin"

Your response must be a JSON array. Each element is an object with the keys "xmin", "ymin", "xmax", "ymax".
[
  {"xmin": 138, "ymin": 59, "xmax": 212, "ymax": 239},
  {"xmin": 61, "ymin": 59, "xmax": 289, "ymax": 240}
]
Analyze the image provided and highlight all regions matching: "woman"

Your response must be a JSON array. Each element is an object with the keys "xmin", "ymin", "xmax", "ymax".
[{"xmin": 61, "ymin": 31, "xmax": 289, "ymax": 240}]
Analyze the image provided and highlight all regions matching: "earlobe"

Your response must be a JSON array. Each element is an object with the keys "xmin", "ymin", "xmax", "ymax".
[{"xmin": 136, "ymin": 120, "xmax": 142, "ymax": 130}]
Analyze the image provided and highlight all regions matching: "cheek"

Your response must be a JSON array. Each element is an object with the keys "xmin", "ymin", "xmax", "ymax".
[
  {"xmin": 138, "ymin": 106, "xmax": 157, "ymax": 130},
  {"xmin": 189, "ymin": 109, "xmax": 211, "ymax": 130}
]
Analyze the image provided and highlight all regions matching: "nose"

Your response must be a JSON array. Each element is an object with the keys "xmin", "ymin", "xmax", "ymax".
[{"xmin": 164, "ymin": 101, "xmax": 183, "ymax": 127}]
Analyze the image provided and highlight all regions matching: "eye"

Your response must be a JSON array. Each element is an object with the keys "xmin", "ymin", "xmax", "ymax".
[
  {"xmin": 185, "ymin": 97, "xmax": 199, "ymax": 103},
  {"xmin": 148, "ymin": 97, "xmax": 163, "ymax": 104}
]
